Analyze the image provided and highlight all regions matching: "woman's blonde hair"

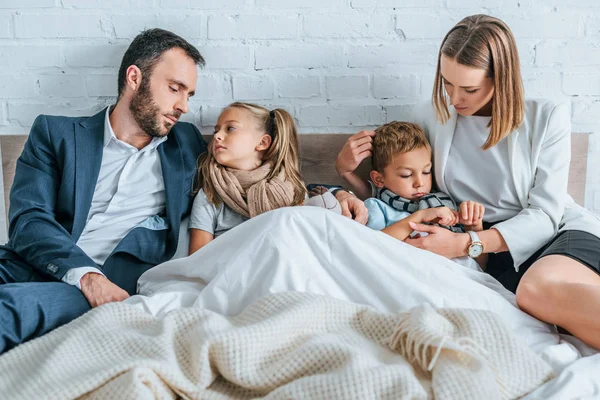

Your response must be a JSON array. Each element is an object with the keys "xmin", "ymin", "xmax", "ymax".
[
  {"xmin": 432, "ymin": 14, "xmax": 524, "ymax": 150},
  {"xmin": 197, "ymin": 102, "xmax": 307, "ymax": 206}
]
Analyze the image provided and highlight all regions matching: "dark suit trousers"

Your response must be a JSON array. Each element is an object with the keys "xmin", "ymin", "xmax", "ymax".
[{"xmin": 0, "ymin": 260, "xmax": 91, "ymax": 354}]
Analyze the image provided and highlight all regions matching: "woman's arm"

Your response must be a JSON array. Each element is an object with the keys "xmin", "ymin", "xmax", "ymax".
[
  {"xmin": 189, "ymin": 229, "xmax": 214, "ymax": 255},
  {"xmin": 383, "ymin": 207, "xmax": 459, "ymax": 242},
  {"xmin": 335, "ymin": 130, "xmax": 375, "ymax": 200}
]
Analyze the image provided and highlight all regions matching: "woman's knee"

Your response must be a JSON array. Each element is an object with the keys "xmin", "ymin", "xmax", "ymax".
[{"xmin": 515, "ymin": 263, "xmax": 560, "ymax": 313}]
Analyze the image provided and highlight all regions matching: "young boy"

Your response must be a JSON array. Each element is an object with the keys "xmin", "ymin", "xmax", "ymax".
[{"xmin": 364, "ymin": 121, "xmax": 486, "ymax": 269}]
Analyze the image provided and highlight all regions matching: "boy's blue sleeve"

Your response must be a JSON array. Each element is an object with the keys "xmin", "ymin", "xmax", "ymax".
[{"xmin": 364, "ymin": 198, "xmax": 387, "ymax": 231}]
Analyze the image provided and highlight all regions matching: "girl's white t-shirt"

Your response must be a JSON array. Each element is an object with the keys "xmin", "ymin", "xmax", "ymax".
[{"xmin": 444, "ymin": 115, "xmax": 522, "ymax": 223}]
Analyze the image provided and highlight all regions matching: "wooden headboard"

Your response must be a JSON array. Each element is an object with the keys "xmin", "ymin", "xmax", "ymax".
[{"xmin": 0, "ymin": 133, "xmax": 590, "ymax": 217}]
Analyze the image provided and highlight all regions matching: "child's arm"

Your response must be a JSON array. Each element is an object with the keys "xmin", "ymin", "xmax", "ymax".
[
  {"xmin": 189, "ymin": 229, "xmax": 214, "ymax": 255},
  {"xmin": 382, "ymin": 207, "xmax": 459, "ymax": 241}
]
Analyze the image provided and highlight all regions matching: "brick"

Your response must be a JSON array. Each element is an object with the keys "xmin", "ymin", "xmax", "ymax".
[
  {"xmin": 0, "ymin": 13, "xmax": 11, "ymax": 38},
  {"xmin": 208, "ymin": 15, "xmax": 299, "ymax": 39},
  {"xmin": 373, "ymin": 75, "xmax": 418, "ymax": 99},
  {"xmin": 446, "ymin": 0, "xmax": 533, "ymax": 7},
  {"xmin": 199, "ymin": 46, "xmax": 252, "ymax": 69},
  {"xmin": 0, "ymin": 76, "xmax": 38, "ymax": 99},
  {"xmin": 15, "ymin": 14, "xmax": 108, "ymax": 38},
  {"xmin": 112, "ymin": 14, "xmax": 204, "ymax": 39},
  {"xmin": 232, "ymin": 76, "xmax": 274, "ymax": 100},
  {"xmin": 7, "ymin": 102, "xmax": 110, "ymax": 126},
  {"xmin": 585, "ymin": 15, "xmax": 600, "ymax": 36},
  {"xmin": 0, "ymin": 0, "xmax": 55, "ymax": 7},
  {"xmin": 255, "ymin": 45, "xmax": 344, "ymax": 69},
  {"xmin": 536, "ymin": 41, "xmax": 600, "ymax": 66},
  {"xmin": 351, "ymin": 0, "xmax": 442, "ymax": 7},
  {"xmin": 62, "ymin": 0, "xmax": 127, "ymax": 7},
  {"xmin": 521, "ymin": 71, "xmax": 562, "ymax": 97},
  {"xmin": 304, "ymin": 14, "xmax": 395, "ymax": 38},
  {"xmin": 595, "ymin": 191, "xmax": 600, "ymax": 211},
  {"xmin": 258, "ymin": 0, "xmax": 345, "ymax": 7},
  {"xmin": 86, "ymin": 74, "xmax": 117, "ymax": 97},
  {"xmin": 572, "ymin": 99, "xmax": 600, "ymax": 125},
  {"xmin": 277, "ymin": 76, "xmax": 320, "ymax": 98},
  {"xmin": 299, "ymin": 105, "xmax": 385, "ymax": 127},
  {"xmin": 507, "ymin": 13, "xmax": 583, "ymax": 38},
  {"xmin": 200, "ymin": 105, "xmax": 225, "ymax": 127},
  {"xmin": 325, "ymin": 76, "xmax": 369, "ymax": 99},
  {"xmin": 195, "ymin": 75, "xmax": 232, "ymax": 102},
  {"xmin": 0, "ymin": 45, "xmax": 62, "ymax": 68},
  {"xmin": 64, "ymin": 45, "xmax": 128, "ymax": 67},
  {"xmin": 563, "ymin": 73, "xmax": 600, "ymax": 96},
  {"xmin": 160, "ymin": 0, "xmax": 247, "ymax": 8},
  {"xmin": 347, "ymin": 43, "xmax": 438, "ymax": 68},
  {"xmin": 39, "ymin": 75, "xmax": 86, "ymax": 98},
  {"xmin": 385, "ymin": 104, "xmax": 416, "ymax": 122},
  {"xmin": 395, "ymin": 12, "xmax": 457, "ymax": 39}
]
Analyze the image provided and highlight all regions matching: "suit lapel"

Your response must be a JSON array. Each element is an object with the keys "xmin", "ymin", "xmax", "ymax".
[
  {"xmin": 71, "ymin": 108, "xmax": 106, "ymax": 240},
  {"xmin": 433, "ymin": 109, "xmax": 458, "ymax": 194},
  {"xmin": 158, "ymin": 130, "xmax": 185, "ymax": 248}
]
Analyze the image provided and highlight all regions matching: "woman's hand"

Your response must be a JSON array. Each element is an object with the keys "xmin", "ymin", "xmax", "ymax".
[
  {"xmin": 335, "ymin": 130, "xmax": 376, "ymax": 177},
  {"xmin": 404, "ymin": 222, "xmax": 470, "ymax": 259}
]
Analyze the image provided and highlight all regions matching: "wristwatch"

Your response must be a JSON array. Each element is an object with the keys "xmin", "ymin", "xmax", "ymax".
[{"xmin": 467, "ymin": 231, "xmax": 484, "ymax": 258}]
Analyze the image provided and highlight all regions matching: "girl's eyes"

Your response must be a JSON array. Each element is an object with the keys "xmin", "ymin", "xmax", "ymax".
[
  {"xmin": 423, "ymin": 171, "xmax": 432, "ymax": 175},
  {"xmin": 465, "ymin": 89, "xmax": 479, "ymax": 94}
]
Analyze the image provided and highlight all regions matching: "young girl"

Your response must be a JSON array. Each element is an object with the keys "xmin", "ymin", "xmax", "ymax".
[{"xmin": 189, "ymin": 102, "xmax": 338, "ymax": 255}]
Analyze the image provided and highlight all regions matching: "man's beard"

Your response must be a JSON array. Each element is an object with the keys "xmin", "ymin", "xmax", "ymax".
[{"xmin": 129, "ymin": 79, "xmax": 180, "ymax": 138}]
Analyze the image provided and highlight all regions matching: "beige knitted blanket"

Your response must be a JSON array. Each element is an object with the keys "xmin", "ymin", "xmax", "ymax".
[{"xmin": 0, "ymin": 292, "xmax": 554, "ymax": 400}]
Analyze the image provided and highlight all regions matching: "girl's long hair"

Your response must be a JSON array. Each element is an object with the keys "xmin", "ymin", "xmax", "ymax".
[{"xmin": 196, "ymin": 102, "xmax": 307, "ymax": 205}]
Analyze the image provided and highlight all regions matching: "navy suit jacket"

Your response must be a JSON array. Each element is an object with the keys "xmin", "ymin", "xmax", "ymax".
[{"xmin": 0, "ymin": 108, "xmax": 207, "ymax": 294}]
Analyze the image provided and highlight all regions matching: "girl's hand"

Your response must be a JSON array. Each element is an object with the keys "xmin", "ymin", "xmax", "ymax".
[
  {"xmin": 459, "ymin": 201, "xmax": 485, "ymax": 227},
  {"xmin": 335, "ymin": 130, "xmax": 376, "ymax": 177},
  {"xmin": 419, "ymin": 207, "xmax": 459, "ymax": 226},
  {"xmin": 405, "ymin": 222, "xmax": 470, "ymax": 259}
]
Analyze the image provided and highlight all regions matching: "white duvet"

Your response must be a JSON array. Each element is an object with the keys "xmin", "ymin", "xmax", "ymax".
[{"xmin": 128, "ymin": 206, "xmax": 599, "ymax": 399}]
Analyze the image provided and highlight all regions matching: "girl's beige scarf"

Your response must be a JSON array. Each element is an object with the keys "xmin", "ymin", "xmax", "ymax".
[{"xmin": 208, "ymin": 157, "xmax": 295, "ymax": 218}]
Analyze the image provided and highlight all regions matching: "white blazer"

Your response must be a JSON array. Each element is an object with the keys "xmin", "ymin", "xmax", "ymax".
[{"xmin": 412, "ymin": 99, "xmax": 600, "ymax": 270}]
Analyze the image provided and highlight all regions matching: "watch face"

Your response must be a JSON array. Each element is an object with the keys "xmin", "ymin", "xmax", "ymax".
[{"xmin": 469, "ymin": 243, "xmax": 483, "ymax": 258}]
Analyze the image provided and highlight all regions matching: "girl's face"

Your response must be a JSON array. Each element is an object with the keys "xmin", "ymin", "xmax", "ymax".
[
  {"xmin": 440, "ymin": 55, "xmax": 495, "ymax": 117},
  {"xmin": 212, "ymin": 107, "xmax": 271, "ymax": 170}
]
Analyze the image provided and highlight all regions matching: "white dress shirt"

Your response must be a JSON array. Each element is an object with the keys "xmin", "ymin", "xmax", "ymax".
[{"xmin": 62, "ymin": 107, "xmax": 167, "ymax": 289}]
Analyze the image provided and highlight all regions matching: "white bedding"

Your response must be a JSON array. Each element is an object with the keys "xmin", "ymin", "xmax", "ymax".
[{"xmin": 127, "ymin": 207, "xmax": 599, "ymax": 399}]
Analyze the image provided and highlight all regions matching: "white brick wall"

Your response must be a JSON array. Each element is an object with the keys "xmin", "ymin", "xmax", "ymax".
[{"xmin": 0, "ymin": 0, "xmax": 598, "ymax": 212}]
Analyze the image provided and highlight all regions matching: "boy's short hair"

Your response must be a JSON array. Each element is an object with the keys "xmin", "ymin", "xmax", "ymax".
[{"xmin": 372, "ymin": 121, "xmax": 431, "ymax": 172}]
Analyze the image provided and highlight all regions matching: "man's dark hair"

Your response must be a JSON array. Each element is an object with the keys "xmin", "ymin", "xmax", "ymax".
[{"xmin": 117, "ymin": 28, "xmax": 205, "ymax": 99}]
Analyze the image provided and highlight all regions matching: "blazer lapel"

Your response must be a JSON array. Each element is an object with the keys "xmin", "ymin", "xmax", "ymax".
[
  {"xmin": 432, "ymin": 109, "xmax": 458, "ymax": 194},
  {"xmin": 158, "ymin": 132, "xmax": 185, "ymax": 249},
  {"xmin": 71, "ymin": 108, "xmax": 106, "ymax": 240}
]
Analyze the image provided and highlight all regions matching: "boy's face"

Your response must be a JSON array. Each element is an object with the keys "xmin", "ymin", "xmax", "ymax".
[{"xmin": 370, "ymin": 146, "xmax": 433, "ymax": 200}]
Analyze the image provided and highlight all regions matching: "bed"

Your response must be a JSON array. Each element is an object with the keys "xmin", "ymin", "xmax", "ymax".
[{"xmin": 0, "ymin": 133, "xmax": 597, "ymax": 399}]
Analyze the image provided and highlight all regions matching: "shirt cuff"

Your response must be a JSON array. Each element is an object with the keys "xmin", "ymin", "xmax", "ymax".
[{"xmin": 61, "ymin": 267, "xmax": 105, "ymax": 290}]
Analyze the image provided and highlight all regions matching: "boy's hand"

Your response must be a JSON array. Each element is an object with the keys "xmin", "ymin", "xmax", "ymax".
[
  {"xmin": 459, "ymin": 201, "xmax": 485, "ymax": 227},
  {"xmin": 419, "ymin": 207, "xmax": 459, "ymax": 226}
]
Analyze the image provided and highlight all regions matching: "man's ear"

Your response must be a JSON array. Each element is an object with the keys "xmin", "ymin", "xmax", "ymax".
[
  {"xmin": 256, "ymin": 134, "xmax": 272, "ymax": 151},
  {"xmin": 125, "ymin": 65, "xmax": 143, "ymax": 91},
  {"xmin": 370, "ymin": 170, "xmax": 385, "ymax": 188}
]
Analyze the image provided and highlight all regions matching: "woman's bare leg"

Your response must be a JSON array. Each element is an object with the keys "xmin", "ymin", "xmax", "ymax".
[{"xmin": 516, "ymin": 255, "xmax": 600, "ymax": 349}]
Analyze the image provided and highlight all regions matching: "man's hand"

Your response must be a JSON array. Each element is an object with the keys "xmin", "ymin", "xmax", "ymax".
[
  {"xmin": 80, "ymin": 273, "xmax": 130, "ymax": 308},
  {"xmin": 335, "ymin": 190, "xmax": 368, "ymax": 225},
  {"xmin": 335, "ymin": 130, "xmax": 376, "ymax": 177}
]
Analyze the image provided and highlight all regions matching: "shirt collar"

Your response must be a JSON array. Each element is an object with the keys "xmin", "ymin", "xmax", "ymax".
[{"xmin": 104, "ymin": 106, "xmax": 168, "ymax": 151}]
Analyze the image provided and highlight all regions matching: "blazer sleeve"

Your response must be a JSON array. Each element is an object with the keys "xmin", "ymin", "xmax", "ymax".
[
  {"xmin": 7, "ymin": 115, "xmax": 97, "ymax": 280},
  {"xmin": 492, "ymin": 103, "xmax": 571, "ymax": 269}
]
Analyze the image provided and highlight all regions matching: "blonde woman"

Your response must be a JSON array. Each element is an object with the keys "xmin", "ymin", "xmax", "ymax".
[{"xmin": 336, "ymin": 14, "xmax": 600, "ymax": 349}]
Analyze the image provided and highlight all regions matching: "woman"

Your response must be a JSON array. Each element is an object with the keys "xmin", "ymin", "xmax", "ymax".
[{"xmin": 336, "ymin": 14, "xmax": 600, "ymax": 349}]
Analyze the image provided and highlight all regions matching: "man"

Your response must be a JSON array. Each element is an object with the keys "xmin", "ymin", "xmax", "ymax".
[
  {"xmin": 0, "ymin": 28, "xmax": 367, "ymax": 354},
  {"xmin": 0, "ymin": 29, "xmax": 206, "ymax": 353}
]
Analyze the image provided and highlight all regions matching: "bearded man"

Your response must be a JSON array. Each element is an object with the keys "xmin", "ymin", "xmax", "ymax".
[{"xmin": 0, "ymin": 29, "xmax": 207, "ymax": 353}]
